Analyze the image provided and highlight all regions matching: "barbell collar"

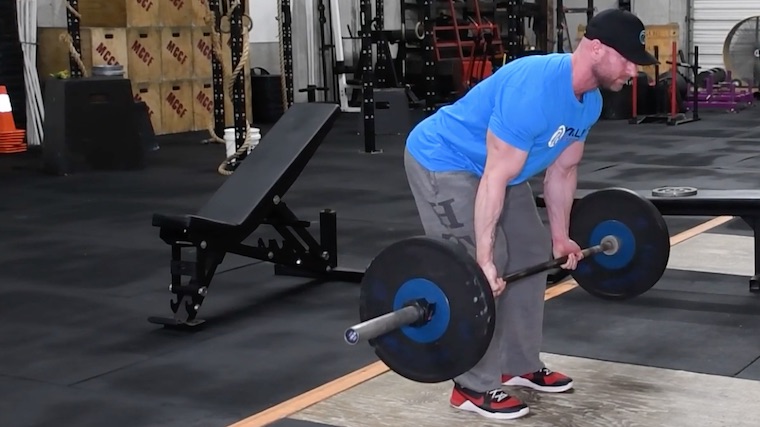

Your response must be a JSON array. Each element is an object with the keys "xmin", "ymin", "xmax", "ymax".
[{"xmin": 344, "ymin": 303, "xmax": 426, "ymax": 345}]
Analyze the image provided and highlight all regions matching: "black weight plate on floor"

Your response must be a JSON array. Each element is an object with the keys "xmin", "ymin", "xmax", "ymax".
[
  {"xmin": 359, "ymin": 236, "xmax": 495, "ymax": 383},
  {"xmin": 569, "ymin": 188, "xmax": 670, "ymax": 300}
]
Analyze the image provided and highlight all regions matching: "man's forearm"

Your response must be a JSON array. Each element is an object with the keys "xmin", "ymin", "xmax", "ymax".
[
  {"xmin": 474, "ymin": 176, "xmax": 507, "ymax": 266},
  {"xmin": 543, "ymin": 166, "xmax": 578, "ymax": 242}
]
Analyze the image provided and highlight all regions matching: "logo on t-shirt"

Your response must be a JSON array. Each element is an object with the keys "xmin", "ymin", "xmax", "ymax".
[{"xmin": 548, "ymin": 125, "xmax": 566, "ymax": 148}]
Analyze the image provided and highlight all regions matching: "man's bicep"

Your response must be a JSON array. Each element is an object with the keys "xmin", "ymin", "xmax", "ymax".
[
  {"xmin": 484, "ymin": 130, "xmax": 529, "ymax": 181},
  {"xmin": 551, "ymin": 140, "xmax": 585, "ymax": 171}
]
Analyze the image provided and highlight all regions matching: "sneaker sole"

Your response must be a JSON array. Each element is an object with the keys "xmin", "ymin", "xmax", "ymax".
[
  {"xmin": 502, "ymin": 377, "xmax": 574, "ymax": 393},
  {"xmin": 451, "ymin": 401, "xmax": 530, "ymax": 420}
]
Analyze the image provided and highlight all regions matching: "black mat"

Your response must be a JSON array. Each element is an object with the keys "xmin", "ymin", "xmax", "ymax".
[
  {"xmin": 1, "ymin": 104, "xmax": 760, "ymax": 427},
  {"xmin": 543, "ymin": 269, "xmax": 760, "ymax": 378}
]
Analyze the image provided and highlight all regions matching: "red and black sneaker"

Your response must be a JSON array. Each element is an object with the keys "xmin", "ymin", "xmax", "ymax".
[
  {"xmin": 449, "ymin": 382, "xmax": 529, "ymax": 420},
  {"xmin": 502, "ymin": 367, "xmax": 574, "ymax": 393}
]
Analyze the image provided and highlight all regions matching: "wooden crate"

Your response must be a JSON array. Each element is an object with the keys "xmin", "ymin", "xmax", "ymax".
[
  {"xmin": 81, "ymin": 28, "xmax": 129, "ymax": 76},
  {"xmin": 78, "ymin": 0, "xmax": 159, "ymax": 27},
  {"xmin": 643, "ymin": 24, "xmax": 680, "ymax": 77},
  {"xmin": 36, "ymin": 28, "xmax": 77, "ymax": 78},
  {"xmin": 161, "ymin": 27, "xmax": 194, "ymax": 80},
  {"xmin": 191, "ymin": 27, "xmax": 213, "ymax": 79},
  {"xmin": 132, "ymin": 81, "xmax": 163, "ymax": 134},
  {"xmin": 127, "ymin": 28, "xmax": 162, "ymax": 83},
  {"xmin": 161, "ymin": 0, "xmax": 195, "ymax": 27},
  {"xmin": 191, "ymin": 0, "xmax": 213, "ymax": 26},
  {"xmin": 191, "ymin": 78, "xmax": 214, "ymax": 132},
  {"xmin": 160, "ymin": 80, "xmax": 194, "ymax": 134}
]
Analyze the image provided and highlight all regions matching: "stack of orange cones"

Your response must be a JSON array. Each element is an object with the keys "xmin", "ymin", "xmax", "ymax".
[{"xmin": 0, "ymin": 85, "xmax": 27, "ymax": 154}]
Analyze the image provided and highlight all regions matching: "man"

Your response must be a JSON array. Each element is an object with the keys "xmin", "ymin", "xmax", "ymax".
[{"xmin": 403, "ymin": 8, "xmax": 657, "ymax": 420}]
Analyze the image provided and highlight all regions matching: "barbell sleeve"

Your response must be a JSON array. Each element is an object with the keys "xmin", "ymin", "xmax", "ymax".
[
  {"xmin": 344, "ymin": 304, "xmax": 425, "ymax": 345},
  {"xmin": 503, "ymin": 236, "xmax": 617, "ymax": 283}
]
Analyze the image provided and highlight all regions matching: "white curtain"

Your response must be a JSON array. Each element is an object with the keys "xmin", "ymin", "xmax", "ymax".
[{"xmin": 16, "ymin": 0, "xmax": 45, "ymax": 147}]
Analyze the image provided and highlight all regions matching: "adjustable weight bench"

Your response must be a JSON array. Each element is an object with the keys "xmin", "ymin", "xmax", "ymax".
[
  {"xmin": 535, "ymin": 188, "xmax": 760, "ymax": 293},
  {"xmin": 149, "ymin": 103, "xmax": 364, "ymax": 329}
]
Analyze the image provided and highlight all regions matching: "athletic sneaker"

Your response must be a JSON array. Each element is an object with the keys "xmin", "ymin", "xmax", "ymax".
[
  {"xmin": 502, "ymin": 367, "xmax": 574, "ymax": 393},
  {"xmin": 449, "ymin": 382, "xmax": 529, "ymax": 420}
]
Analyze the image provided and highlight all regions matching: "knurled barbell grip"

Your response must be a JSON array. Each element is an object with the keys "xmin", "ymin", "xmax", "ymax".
[
  {"xmin": 503, "ymin": 236, "xmax": 617, "ymax": 283},
  {"xmin": 344, "ymin": 304, "xmax": 425, "ymax": 345}
]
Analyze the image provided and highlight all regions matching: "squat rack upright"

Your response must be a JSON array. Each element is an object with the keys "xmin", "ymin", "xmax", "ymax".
[
  {"xmin": 556, "ymin": 0, "xmax": 595, "ymax": 53},
  {"xmin": 357, "ymin": 0, "xmax": 436, "ymax": 154}
]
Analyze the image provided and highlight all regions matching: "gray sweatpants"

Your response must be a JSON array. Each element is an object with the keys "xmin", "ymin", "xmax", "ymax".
[{"xmin": 404, "ymin": 148, "xmax": 552, "ymax": 392}]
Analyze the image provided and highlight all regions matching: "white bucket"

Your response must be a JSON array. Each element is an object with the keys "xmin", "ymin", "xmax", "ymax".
[
  {"xmin": 247, "ymin": 127, "xmax": 261, "ymax": 153},
  {"xmin": 223, "ymin": 128, "xmax": 237, "ymax": 158},
  {"xmin": 225, "ymin": 126, "xmax": 262, "ymax": 157}
]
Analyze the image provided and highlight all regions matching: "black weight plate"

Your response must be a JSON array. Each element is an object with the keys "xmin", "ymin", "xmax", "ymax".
[
  {"xmin": 359, "ymin": 236, "xmax": 495, "ymax": 383},
  {"xmin": 569, "ymin": 188, "xmax": 670, "ymax": 300}
]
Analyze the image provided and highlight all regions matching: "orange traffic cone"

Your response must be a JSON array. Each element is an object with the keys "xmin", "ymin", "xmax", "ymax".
[{"xmin": 0, "ymin": 85, "xmax": 26, "ymax": 154}]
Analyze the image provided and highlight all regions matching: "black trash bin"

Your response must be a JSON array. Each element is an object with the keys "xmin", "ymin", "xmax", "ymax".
[{"xmin": 250, "ymin": 67, "xmax": 285, "ymax": 123}]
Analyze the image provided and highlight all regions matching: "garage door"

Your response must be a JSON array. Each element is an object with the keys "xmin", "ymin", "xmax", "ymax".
[{"xmin": 691, "ymin": 0, "xmax": 757, "ymax": 70}]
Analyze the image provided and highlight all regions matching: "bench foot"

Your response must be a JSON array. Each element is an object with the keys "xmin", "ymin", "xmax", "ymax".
[
  {"xmin": 750, "ymin": 275, "xmax": 760, "ymax": 293},
  {"xmin": 148, "ymin": 316, "xmax": 207, "ymax": 330}
]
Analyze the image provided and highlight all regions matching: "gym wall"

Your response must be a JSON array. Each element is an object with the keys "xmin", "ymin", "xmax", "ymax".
[{"xmin": 34, "ymin": 0, "xmax": 690, "ymax": 105}]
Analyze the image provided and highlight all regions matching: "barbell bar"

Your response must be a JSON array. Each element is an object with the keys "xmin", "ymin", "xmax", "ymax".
[{"xmin": 345, "ymin": 235, "xmax": 619, "ymax": 346}]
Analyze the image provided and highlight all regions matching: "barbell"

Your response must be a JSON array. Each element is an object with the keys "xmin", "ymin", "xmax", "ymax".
[{"xmin": 344, "ymin": 187, "xmax": 671, "ymax": 384}]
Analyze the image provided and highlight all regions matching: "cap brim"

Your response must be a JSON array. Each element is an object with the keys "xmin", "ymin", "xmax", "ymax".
[{"xmin": 625, "ymin": 49, "xmax": 659, "ymax": 66}]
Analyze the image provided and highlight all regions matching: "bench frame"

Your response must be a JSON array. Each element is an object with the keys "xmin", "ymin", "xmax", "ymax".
[
  {"xmin": 149, "ymin": 203, "xmax": 364, "ymax": 329},
  {"xmin": 148, "ymin": 104, "xmax": 364, "ymax": 329}
]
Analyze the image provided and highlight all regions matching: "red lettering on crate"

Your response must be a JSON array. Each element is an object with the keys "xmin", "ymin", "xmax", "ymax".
[
  {"xmin": 136, "ymin": 0, "xmax": 153, "ymax": 11},
  {"xmin": 166, "ymin": 92, "xmax": 188, "ymax": 118},
  {"xmin": 166, "ymin": 40, "xmax": 188, "ymax": 65},
  {"xmin": 196, "ymin": 90, "xmax": 213, "ymax": 113},
  {"xmin": 95, "ymin": 42, "xmax": 121, "ymax": 66},
  {"xmin": 131, "ymin": 40, "xmax": 155, "ymax": 66},
  {"xmin": 196, "ymin": 38, "xmax": 212, "ymax": 60}
]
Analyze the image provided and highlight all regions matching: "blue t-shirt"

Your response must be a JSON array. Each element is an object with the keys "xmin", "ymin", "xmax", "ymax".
[{"xmin": 406, "ymin": 53, "xmax": 603, "ymax": 185}]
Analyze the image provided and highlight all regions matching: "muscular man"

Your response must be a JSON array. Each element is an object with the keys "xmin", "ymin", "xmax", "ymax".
[{"xmin": 403, "ymin": 9, "xmax": 657, "ymax": 420}]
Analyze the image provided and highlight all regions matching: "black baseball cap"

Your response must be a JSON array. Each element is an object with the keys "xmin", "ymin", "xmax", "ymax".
[{"xmin": 584, "ymin": 9, "xmax": 658, "ymax": 65}]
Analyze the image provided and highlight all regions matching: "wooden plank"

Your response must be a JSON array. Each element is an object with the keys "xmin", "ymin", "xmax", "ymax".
[
  {"xmin": 36, "ymin": 28, "xmax": 77, "ymax": 78},
  {"xmin": 78, "ymin": 0, "xmax": 159, "ymax": 27},
  {"xmin": 127, "ymin": 27, "xmax": 162, "ymax": 83},
  {"xmin": 161, "ymin": 27, "xmax": 194, "ymax": 81},
  {"xmin": 160, "ymin": 80, "xmax": 194, "ymax": 134},
  {"xmin": 133, "ymin": 81, "xmax": 163, "ymax": 134},
  {"xmin": 191, "ymin": 27, "xmax": 214, "ymax": 79},
  {"xmin": 190, "ymin": 0, "xmax": 214, "ymax": 27},
  {"xmin": 160, "ymin": 0, "xmax": 195, "ymax": 27},
  {"xmin": 191, "ymin": 78, "xmax": 214, "ymax": 132},
  {"xmin": 84, "ymin": 28, "xmax": 129, "ymax": 77}
]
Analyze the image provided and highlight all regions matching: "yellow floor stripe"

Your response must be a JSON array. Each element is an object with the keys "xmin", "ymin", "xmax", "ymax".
[{"xmin": 230, "ymin": 215, "xmax": 735, "ymax": 427}]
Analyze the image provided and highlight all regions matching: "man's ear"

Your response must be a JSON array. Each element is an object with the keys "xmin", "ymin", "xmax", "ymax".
[{"xmin": 589, "ymin": 39, "xmax": 606, "ymax": 60}]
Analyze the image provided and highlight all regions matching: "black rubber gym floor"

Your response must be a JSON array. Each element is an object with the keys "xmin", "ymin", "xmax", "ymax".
[{"xmin": 1, "ymin": 104, "xmax": 759, "ymax": 427}]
